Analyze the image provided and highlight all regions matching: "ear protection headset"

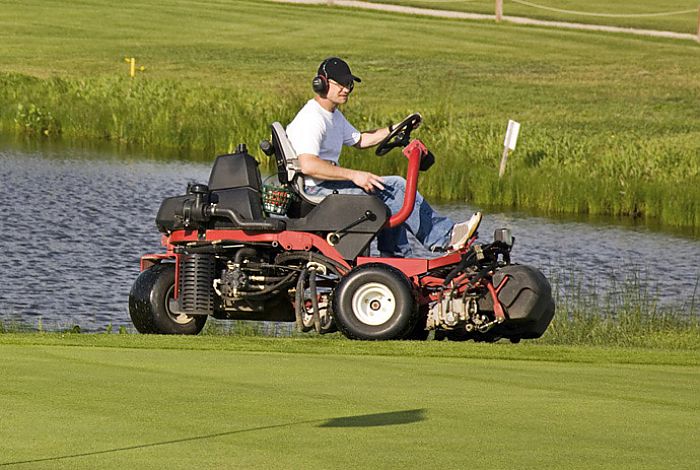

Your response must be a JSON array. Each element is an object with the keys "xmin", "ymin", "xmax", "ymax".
[{"xmin": 311, "ymin": 58, "xmax": 331, "ymax": 94}]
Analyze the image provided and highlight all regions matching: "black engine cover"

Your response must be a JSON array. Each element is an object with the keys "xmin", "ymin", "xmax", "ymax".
[{"xmin": 155, "ymin": 150, "xmax": 266, "ymax": 233}]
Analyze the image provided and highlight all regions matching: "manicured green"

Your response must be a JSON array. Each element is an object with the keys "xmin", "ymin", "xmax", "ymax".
[
  {"xmin": 0, "ymin": 0, "xmax": 698, "ymax": 232},
  {"xmin": 0, "ymin": 336, "xmax": 698, "ymax": 469},
  {"xmin": 1, "ymin": 333, "xmax": 698, "ymax": 362},
  {"xmin": 378, "ymin": 0, "xmax": 699, "ymax": 33}
]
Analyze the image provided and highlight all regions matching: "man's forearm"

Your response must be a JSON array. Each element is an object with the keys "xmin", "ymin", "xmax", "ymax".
[
  {"xmin": 355, "ymin": 127, "xmax": 391, "ymax": 149},
  {"xmin": 298, "ymin": 154, "xmax": 356, "ymax": 181},
  {"xmin": 297, "ymin": 154, "xmax": 385, "ymax": 192}
]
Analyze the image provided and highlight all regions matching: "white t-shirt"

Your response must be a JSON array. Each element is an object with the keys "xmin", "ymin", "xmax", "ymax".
[{"xmin": 286, "ymin": 99, "xmax": 361, "ymax": 186}]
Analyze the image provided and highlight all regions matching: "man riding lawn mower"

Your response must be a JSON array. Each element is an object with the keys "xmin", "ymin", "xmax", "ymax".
[{"xmin": 128, "ymin": 58, "xmax": 555, "ymax": 341}]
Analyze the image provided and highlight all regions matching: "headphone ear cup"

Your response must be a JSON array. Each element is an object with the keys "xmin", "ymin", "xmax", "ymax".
[{"xmin": 312, "ymin": 75, "xmax": 328, "ymax": 94}]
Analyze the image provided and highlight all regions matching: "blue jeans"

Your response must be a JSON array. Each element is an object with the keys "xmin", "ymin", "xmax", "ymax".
[{"xmin": 304, "ymin": 176, "xmax": 454, "ymax": 257}]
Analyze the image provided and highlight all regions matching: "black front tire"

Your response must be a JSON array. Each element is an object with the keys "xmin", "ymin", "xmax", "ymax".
[
  {"xmin": 332, "ymin": 264, "xmax": 418, "ymax": 340},
  {"xmin": 129, "ymin": 263, "xmax": 207, "ymax": 335},
  {"xmin": 402, "ymin": 305, "xmax": 430, "ymax": 340}
]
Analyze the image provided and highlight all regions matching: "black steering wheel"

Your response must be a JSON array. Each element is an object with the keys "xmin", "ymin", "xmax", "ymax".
[{"xmin": 375, "ymin": 113, "xmax": 422, "ymax": 156}]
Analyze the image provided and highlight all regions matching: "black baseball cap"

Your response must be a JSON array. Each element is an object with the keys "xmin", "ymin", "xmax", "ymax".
[{"xmin": 319, "ymin": 57, "xmax": 361, "ymax": 88}]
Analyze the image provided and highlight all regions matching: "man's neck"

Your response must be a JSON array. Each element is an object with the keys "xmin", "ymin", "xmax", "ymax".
[{"xmin": 314, "ymin": 95, "xmax": 337, "ymax": 113}]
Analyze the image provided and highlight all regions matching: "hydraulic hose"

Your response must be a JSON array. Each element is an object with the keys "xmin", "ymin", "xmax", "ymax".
[
  {"xmin": 235, "ymin": 271, "xmax": 297, "ymax": 298},
  {"xmin": 443, "ymin": 251, "xmax": 478, "ymax": 286},
  {"xmin": 294, "ymin": 268, "xmax": 308, "ymax": 332},
  {"xmin": 309, "ymin": 270, "xmax": 321, "ymax": 333},
  {"xmin": 274, "ymin": 251, "xmax": 347, "ymax": 276}
]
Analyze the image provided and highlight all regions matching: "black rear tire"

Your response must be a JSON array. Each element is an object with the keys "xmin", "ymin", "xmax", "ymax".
[
  {"xmin": 332, "ymin": 264, "xmax": 418, "ymax": 340},
  {"xmin": 129, "ymin": 263, "xmax": 207, "ymax": 335}
]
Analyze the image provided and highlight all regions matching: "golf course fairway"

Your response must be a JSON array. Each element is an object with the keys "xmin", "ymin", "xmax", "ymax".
[{"xmin": 1, "ymin": 335, "xmax": 698, "ymax": 469}]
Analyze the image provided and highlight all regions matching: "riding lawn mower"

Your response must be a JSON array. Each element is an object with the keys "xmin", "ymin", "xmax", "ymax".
[{"xmin": 128, "ymin": 114, "xmax": 555, "ymax": 341}]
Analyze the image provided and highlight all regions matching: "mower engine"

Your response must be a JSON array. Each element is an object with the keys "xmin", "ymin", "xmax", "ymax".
[
  {"xmin": 426, "ymin": 293, "xmax": 493, "ymax": 333},
  {"xmin": 214, "ymin": 263, "xmax": 254, "ymax": 302},
  {"xmin": 171, "ymin": 247, "xmax": 298, "ymax": 322},
  {"xmin": 212, "ymin": 256, "xmax": 285, "ymax": 307}
]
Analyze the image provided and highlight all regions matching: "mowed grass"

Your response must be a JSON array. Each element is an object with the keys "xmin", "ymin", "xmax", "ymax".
[
  {"xmin": 0, "ymin": 335, "xmax": 699, "ymax": 469},
  {"xmin": 376, "ymin": 0, "xmax": 700, "ymax": 33},
  {"xmin": 0, "ymin": 0, "xmax": 699, "ymax": 231}
]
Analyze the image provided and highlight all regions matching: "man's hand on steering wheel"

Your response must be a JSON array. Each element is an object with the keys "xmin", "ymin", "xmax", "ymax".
[
  {"xmin": 390, "ymin": 113, "xmax": 422, "ymax": 133},
  {"xmin": 376, "ymin": 112, "xmax": 422, "ymax": 156}
]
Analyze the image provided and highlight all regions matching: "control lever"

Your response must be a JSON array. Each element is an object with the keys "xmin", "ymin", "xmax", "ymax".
[{"xmin": 326, "ymin": 211, "xmax": 377, "ymax": 246}]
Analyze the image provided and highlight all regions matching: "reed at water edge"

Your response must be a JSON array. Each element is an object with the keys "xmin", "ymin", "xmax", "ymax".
[{"xmin": 1, "ymin": 73, "xmax": 698, "ymax": 232}]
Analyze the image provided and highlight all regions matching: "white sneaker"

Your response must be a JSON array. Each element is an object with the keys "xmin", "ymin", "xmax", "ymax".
[{"xmin": 448, "ymin": 212, "xmax": 482, "ymax": 251}]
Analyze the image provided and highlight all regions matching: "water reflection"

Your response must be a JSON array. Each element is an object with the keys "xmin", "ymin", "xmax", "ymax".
[{"xmin": 0, "ymin": 147, "xmax": 698, "ymax": 331}]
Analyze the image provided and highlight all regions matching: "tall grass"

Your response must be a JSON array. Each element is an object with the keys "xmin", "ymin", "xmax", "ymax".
[
  {"xmin": 201, "ymin": 319, "xmax": 296, "ymax": 337},
  {"xmin": 0, "ymin": 73, "xmax": 305, "ymax": 158},
  {"xmin": 2, "ymin": 73, "xmax": 698, "ymax": 231},
  {"xmin": 539, "ymin": 270, "xmax": 699, "ymax": 349}
]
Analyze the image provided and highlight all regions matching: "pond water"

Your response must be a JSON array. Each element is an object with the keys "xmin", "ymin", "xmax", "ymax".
[{"xmin": 1, "ymin": 146, "xmax": 698, "ymax": 331}]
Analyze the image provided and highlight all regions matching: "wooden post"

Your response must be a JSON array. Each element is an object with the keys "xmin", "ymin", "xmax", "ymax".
[
  {"xmin": 495, "ymin": 0, "xmax": 503, "ymax": 23},
  {"xmin": 498, "ymin": 147, "xmax": 509, "ymax": 178}
]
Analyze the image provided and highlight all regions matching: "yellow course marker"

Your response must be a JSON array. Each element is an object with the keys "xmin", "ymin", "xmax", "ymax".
[{"xmin": 124, "ymin": 57, "xmax": 146, "ymax": 77}]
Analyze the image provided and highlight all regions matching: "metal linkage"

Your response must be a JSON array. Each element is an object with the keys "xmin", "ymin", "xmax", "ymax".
[{"xmin": 326, "ymin": 210, "xmax": 377, "ymax": 246}]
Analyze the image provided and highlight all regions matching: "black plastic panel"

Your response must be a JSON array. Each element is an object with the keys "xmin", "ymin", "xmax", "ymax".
[
  {"xmin": 212, "ymin": 295, "xmax": 295, "ymax": 322},
  {"xmin": 286, "ymin": 194, "xmax": 390, "ymax": 260},
  {"xmin": 208, "ymin": 151, "xmax": 262, "ymax": 192},
  {"xmin": 209, "ymin": 188, "xmax": 264, "ymax": 226},
  {"xmin": 156, "ymin": 194, "xmax": 190, "ymax": 233}
]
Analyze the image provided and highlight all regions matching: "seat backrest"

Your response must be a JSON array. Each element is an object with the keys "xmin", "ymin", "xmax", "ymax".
[
  {"xmin": 270, "ymin": 122, "xmax": 299, "ymax": 185},
  {"xmin": 270, "ymin": 122, "xmax": 324, "ymax": 205}
]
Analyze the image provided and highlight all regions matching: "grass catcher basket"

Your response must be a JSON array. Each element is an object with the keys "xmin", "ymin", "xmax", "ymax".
[{"xmin": 262, "ymin": 185, "xmax": 295, "ymax": 215}]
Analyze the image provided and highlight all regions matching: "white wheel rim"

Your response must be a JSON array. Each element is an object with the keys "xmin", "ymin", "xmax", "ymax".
[
  {"xmin": 351, "ymin": 282, "xmax": 396, "ymax": 326},
  {"xmin": 165, "ymin": 286, "xmax": 193, "ymax": 325}
]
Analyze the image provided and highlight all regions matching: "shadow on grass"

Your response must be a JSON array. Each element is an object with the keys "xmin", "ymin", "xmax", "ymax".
[
  {"xmin": 320, "ymin": 408, "xmax": 425, "ymax": 427},
  {"xmin": 0, "ymin": 409, "xmax": 426, "ymax": 467}
]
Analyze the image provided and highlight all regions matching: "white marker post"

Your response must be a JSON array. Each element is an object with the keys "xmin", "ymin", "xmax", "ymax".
[{"xmin": 499, "ymin": 120, "xmax": 520, "ymax": 178}]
